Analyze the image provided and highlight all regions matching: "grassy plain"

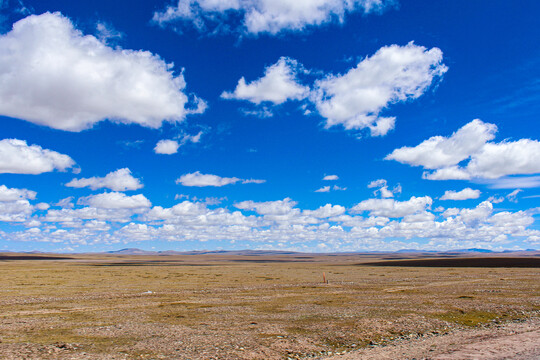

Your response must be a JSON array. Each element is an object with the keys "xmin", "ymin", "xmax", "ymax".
[{"xmin": 0, "ymin": 252, "xmax": 539, "ymax": 359}]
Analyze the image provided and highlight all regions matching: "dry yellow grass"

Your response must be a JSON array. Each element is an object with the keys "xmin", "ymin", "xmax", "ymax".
[{"xmin": 0, "ymin": 253, "xmax": 538, "ymax": 359}]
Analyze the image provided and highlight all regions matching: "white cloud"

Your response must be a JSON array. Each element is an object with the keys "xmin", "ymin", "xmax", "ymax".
[
  {"xmin": 487, "ymin": 196, "xmax": 504, "ymax": 204},
  {"xmin": 55, "ymin": 197, "xmax": 74, "ymax": 209},
  {"xmin": 222, "ymin": 57, "xmax": 308, "ymax": 105},
  {"xmin": 66, "ymin": 168, "xmax": 143, "ymax": 191},
  {"xmin": 386, "ymin": 119, "xmax": 496, "ymax": 169},
  {"xmin": 154, "ymin": 140, "xmax": 180, "ymax": 155},
  {"xmin": 0, "ymin": 139, "xmax": 75, "ymax": 174},
  {"xmin": 153, "ymin": 0, "xmax": 395, "ymax": 36},
  {"xmin": 176, "ymin": 171, "xmax": 265, "ymax": 187},
  {"xmin": 0, "ymin": 200, "xmax": 33, "ymax": 222},
  {"xmin": 316, "ymin": 184, "xmax": 347, "ymax": 192},
  {"xmin": 442, "ymin": 208, "xmax": 459, "ymax": 218},
  {"xmin": 367, "ymin": 179, "xmax": 387, "ymax": 188},
  {"xmin": 78, "ymin": 192, "xmax": 151, "ymax": 209},
  {"xmin": 506, "ymin": 189, "xmax": 522, "ymax": 203},
  {"xmin": 0, "ymin": 184, "xmax": 36, "ymax": 222},
  {"xmin": 183, "ymin": 131, "xmax": 203, "ymax": 144},
  {"xmin": 323, "ymin": 174, "xmax": 339, "ymax": 180},
  {"xmin": 154, "ymin": 131, "xmax": 204, "ymax": 154},
  {"xmin": 235, "ymin": 198, "xmax": 297, "ymax": 215},
  {"xmin": 35, "ymin": 202, "xmax": 50, "ymax": 211},
  {"xmin": 387, "ymin": 119, "xmax": 540, "ymax": 180},
  {"xmin": 455, "ymin": 201, "xmax": 493, "ymax": 225},
  {"xmin": 2, "ymin": 191, "xmax": 539, "ymax": 251},
  {"xmin": 0, "ymin": 185, "xmax": 36, "ymax": 201},
  {"xmin": 489, "ymin": 210, "xmax": 534, "ymax": 228},
  {"xmin": 178, "ymin": 172, "xmax": 240, "ymax": 187},
  {"xmin": 367, "ymin": 179, "xmax": 401, "ymax": 198},
  {"xmin": 315, "ymin": 186, "xmax": 331, "ymax": 193},
  {"xmin": 303, "ymin": 204, "xmax": 345, "ymax": 218},
  {"xmin": 440, "ymin": 188, "xmax": 481, "ymax": 201},
  {"xmin": 43, "ymin": 206, "xmax": 141, "ymax": 224},
  {"xmin": 311, "ymin": 42, "xmax": 447, "ymax": 136},
  {"xmin": 351, "ymin": 196, "xmax": 432, "ymax": 218},
  {"xmin": 0, "ymin": 12, "xmax": 204, "ymax": 132},
  {"xmin": 242, "ymin": 179, "xmax": 266, "ymax": 184},
  {"xmin": 95, "ymin": 22, "xmax": 123, "ymax": 44},
  {"xmin": 423, "ymin": 166, "xmax": 472, "ymax": 181},
  {"xmin": 241, "ymin": 106, "xmax": 274, "ymax": 118},
  {"xmin": 146, "ymin": 201, "xmax": 209, "ymax": 220},
  {"xmin": 485, "ymin": 176, "xmax": 540, "ymax": 189},
  {"xmin": 466, "ymin": 140, "xmax": 540, "ymax": 179}
]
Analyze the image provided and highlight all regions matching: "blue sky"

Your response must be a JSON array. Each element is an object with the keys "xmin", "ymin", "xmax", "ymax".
[{"xmin": 0, "ymin": 0, "xmax": 538, "ymax": 253}]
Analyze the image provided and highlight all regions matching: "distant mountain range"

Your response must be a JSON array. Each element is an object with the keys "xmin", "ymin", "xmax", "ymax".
[
  {"xmin": 106, "ymin": 248, "xmax": 303, "ymax": 256},
  {"xmin": 2, "ymin": 247, "xmax": 536, "ymax": 256},
  {"xmin": 101, "ymin": 247, "xmax": 539, "ymax": 256}
]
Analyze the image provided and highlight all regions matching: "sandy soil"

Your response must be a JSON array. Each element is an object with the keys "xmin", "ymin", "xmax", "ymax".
[
  {"xmin": 328, "ymin": 317, "xmax": 540, "ymax": 360},
  {"xmin": 0, "ymin": 253, "xmax": 538, "ymax": 359}
]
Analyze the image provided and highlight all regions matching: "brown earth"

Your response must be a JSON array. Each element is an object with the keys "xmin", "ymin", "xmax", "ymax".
[{"xmin": 0, "ymin": 252, "xmax": 538, "ymax": 359}]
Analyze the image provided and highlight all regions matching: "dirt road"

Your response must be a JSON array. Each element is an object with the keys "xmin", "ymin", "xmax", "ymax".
[{"xmin": 328, "ymin": 317, "xmax": 540, "ymax": 360}]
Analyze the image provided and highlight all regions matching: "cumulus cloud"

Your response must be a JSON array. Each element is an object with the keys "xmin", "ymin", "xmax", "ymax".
[
  {"xmin": 315, "ymin": 184, "xmax": 347, "ymax": 193},
  {"xmin": 78, "ymin": 192, "xmax": 151, "ymax": 209},
  {"xmin": 0, "ymin": 12, "xmax": 204, "ymax": 132},
  {"xmin": 221, "ymin": 43, "xmax": 446, "ymax": 133},
  {"xmin": 0, "ymin": 139, "xmax": 75, "ymax": 174},
  {"xmin": 55, "ymin": 197, "xmax": 75, "ymax": 209},
  {"xmin": 303, "ymin": 204, "xmax": 345, "ymax": 218},
  {"xmin": 35, "ymin": 202, "xmax": 50, "ymax": 211},
  {"xmin": 440, "ymin": 188, "xmax": 481, "ymax": 201},
  {"xmin": 146, "ymin": 201, "xmax": 209, "ymax": 220},
  {"xmin": 0, "ymin": 185, "xmax": 36, "ymax": 201},
  {"xmin": 487, "ymin": 196, "xmax": 504, "ymax": 204},
  {"xmin": 387, "ymin": 119, "xmax": 540, "ymax": 180},
  {"xmin": 0, "ymin": 200, "xmax": 33, "ymax": 222},
  {"xmin": 155, "ymin": 131, "xmax": 203, "ymax": 154},
  {"xmin": 466, "ymin": 140, "xmax": 540, "ymax": 179},
  {"xmin": 386, "ymin": 119, "xmax": 496, "ymax": 169},
  {"xmin": 235, "ymin": 198, "xmax": 297, "ymax": 215},
  {"xmin": 65, "ymin": 168, "xmax": 143, "ymax": 191},
  {"xmin": 368, "ymin": 179, "xmax": 401, "ymax": 198},
  {"xmin": 454, "ymin": 201, "xmax": 493, "ymax": 225},
  {"xmin": 154, "ymin": 140, "xmax": 180, "ymax": 155},
  {"xmin": 222, "ymin": 57, "xmax": 308, "ymax": 105},
  {"xmin": 315, "ymin": 186, "xmax": 331, "ymax": 193},
  {"xmin": 323, "ymin": 174, "xmax": 339, "ymax": 180},
  {"xmin": 2, "ymin": 191, "xmax": 539, "ymax": 251},
  {"xmin": 177, "ymin": 171, "xmax": 265, "ymax": 187},
  {"xmin": 0, "ymin": 183, "xmax": 36, "ymax": 221},
  {"xmin": 311, "ymin": 42, "xmax": 447, "ymax": 136},
  {"xmin": 153, "ymin": 0, "xmax": 396, "ymax": 36},
  {"xmin": 351, "ymin": 196, "xmax": 432, "ymax": 218}
]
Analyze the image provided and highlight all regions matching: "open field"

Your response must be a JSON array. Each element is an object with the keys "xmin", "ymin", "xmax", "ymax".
[{"xmin": 0, "ymin": 252, "xmax": 539, "ymax": 359}]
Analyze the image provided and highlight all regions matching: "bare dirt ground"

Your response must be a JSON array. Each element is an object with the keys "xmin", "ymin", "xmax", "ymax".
[
  {"xmin": 0, "ymin": 252, "xmax": 538, "ymax": 359},
  {"xmin": 327, "ymin": 317, "xmax": 540, "ymax": 359}
]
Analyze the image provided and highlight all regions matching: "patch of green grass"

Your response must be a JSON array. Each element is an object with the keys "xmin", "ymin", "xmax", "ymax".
[{"xmin": 434, "ymin": 310, "xmax": 498, "ymax": 327}]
